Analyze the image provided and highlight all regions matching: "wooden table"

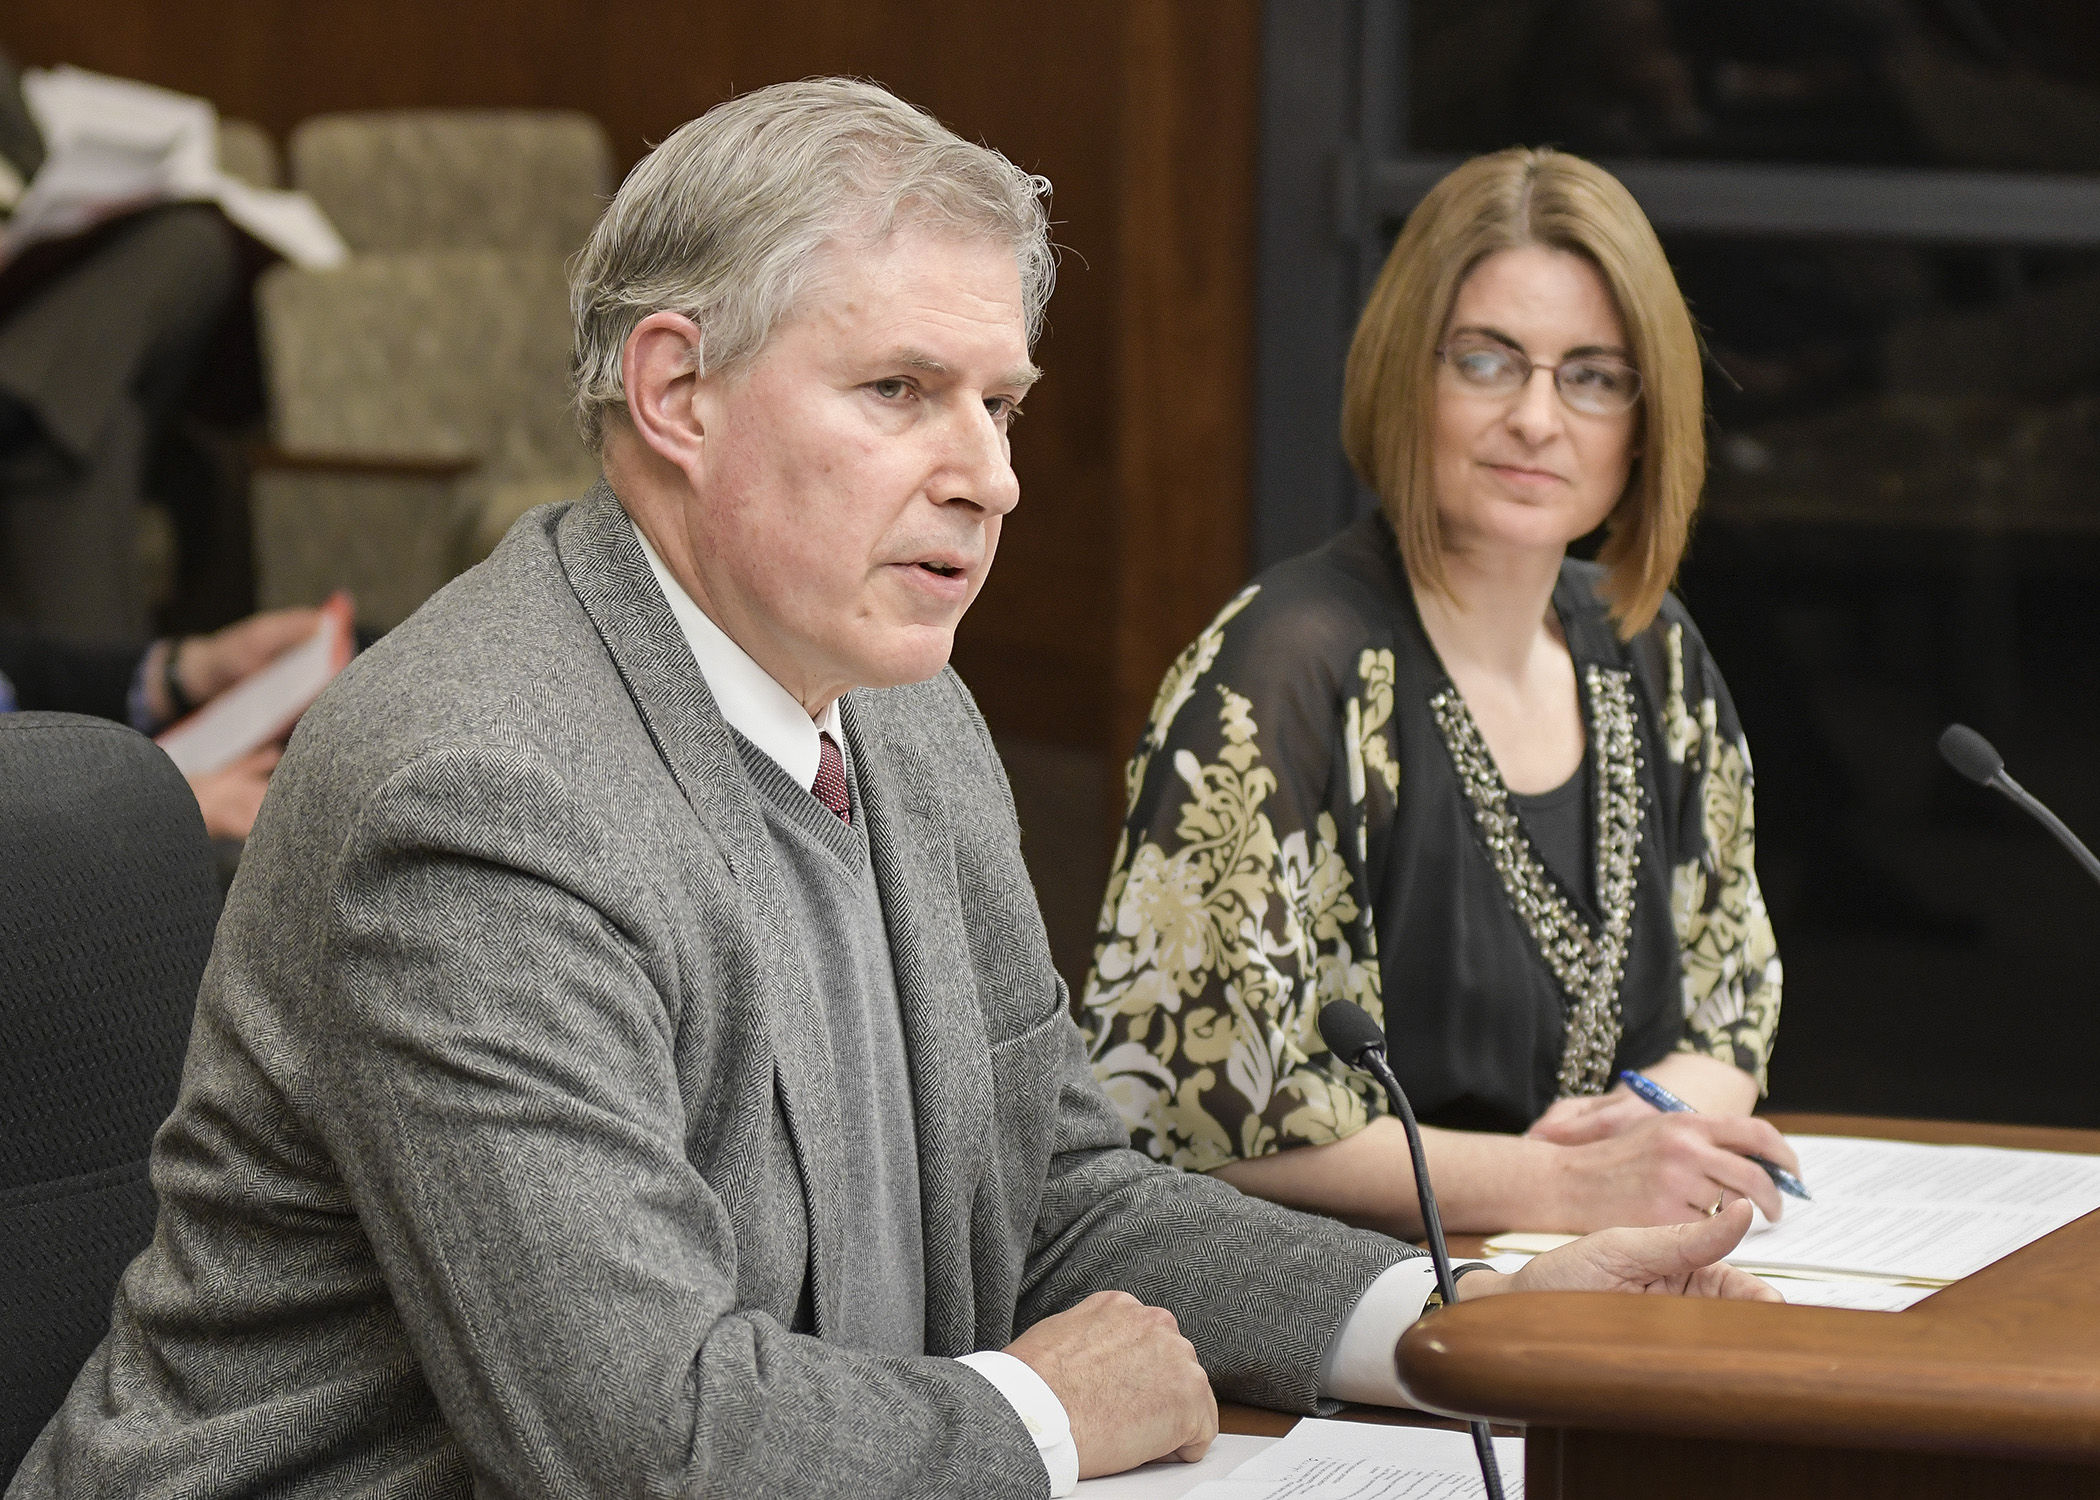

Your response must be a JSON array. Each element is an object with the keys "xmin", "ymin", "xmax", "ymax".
[{"xmin": 1226, "ymin": 1114, "xmax": 2100, "ymax": 1498}]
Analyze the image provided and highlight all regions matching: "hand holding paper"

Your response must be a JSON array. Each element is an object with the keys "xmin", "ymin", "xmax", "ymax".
[
  {"xmin": 169, "ymin": 607, "xmax": 327, "ymax": 711},
  {"xmin": 158, "ymin": 593, "xmax": 354, "ymax": 780}
]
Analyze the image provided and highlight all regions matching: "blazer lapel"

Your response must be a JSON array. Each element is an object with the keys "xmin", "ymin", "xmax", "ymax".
[
  {"xmin": 843, "ymin": 694, "xmax": 996, "ymax": 1356},
  {"xmin": 556, "ymin": 483, "xmax": 850, "ymax": 1339}
]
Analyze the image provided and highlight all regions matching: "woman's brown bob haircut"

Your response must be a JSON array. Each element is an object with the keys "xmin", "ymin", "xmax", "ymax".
[{"xmin": 1341, "ymin": 146, "xmax": 1703, "ymax": 638}]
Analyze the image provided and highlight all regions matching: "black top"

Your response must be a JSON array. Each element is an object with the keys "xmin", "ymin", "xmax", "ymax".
[
  {"xmin": 1508, "ymin": 760, "xmax": 1592, "ymax": 913},
  {"xmin": 1077, "ymin": 514, "xmax": 1781, "ymax": 1163}
]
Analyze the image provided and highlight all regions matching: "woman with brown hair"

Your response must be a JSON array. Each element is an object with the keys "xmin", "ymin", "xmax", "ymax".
[{"xmin": 1078, "ymin": 147, "xmax": 1795, "ymax": 1237}]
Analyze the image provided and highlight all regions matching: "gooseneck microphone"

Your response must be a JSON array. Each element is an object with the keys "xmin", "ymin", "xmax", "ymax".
[
  {"xmin": 1318, "ymin": 1000, "xmax": 1506, "ymax": 1500},
  {"xmin": 1938, "ymin": 724, "xmax": 2100, "ymax": 889}
]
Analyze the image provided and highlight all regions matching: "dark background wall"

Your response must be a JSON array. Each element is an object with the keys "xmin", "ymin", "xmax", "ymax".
[
  {"xmin": 1265, "ymin": 0, "xmax": 2100, "ymax": 1130},
  {"xmin": 5, "ymin": 1, "xmax": 1267, "ymax": 983}
]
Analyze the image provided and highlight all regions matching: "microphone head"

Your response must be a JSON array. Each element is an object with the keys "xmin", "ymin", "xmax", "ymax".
[
  {"xmin": 1317, "ymin": 1000, "xmax": 1387, "ymax": 1065},
  {"xmin": 1939, "ymin": 723, "xmax": 2004, "ymax": 787}
]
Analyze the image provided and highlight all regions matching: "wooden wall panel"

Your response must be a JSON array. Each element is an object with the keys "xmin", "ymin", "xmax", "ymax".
[
  {"xmin": 1110, "ymin": 1, "xmax": 1261, "ymax": 766},
  {"xmin": 3, "ymin": 2, "xmax": 1258, "ymax": 771}
]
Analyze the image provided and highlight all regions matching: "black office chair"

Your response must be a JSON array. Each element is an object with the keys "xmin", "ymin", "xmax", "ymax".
[{"xmin": 0, "ymin": 713, "xmax": 218, "ymax": 1477}]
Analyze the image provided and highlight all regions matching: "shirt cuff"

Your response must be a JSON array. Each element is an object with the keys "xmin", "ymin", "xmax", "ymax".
[
  {"xmin": 956, "ymin": 1349, "xmax": 1079, "ymax": 1496},
  {"xmin": 126, "ymin": 647, "xmax": 160, "ymax": 733},
  {"xmin": 1318, "ymin": 1256, "xmax": 1444, "ymax": 1407}
]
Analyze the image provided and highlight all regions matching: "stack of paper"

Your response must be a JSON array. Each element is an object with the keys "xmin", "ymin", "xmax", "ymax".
[
  {"xmin": 1732, "ymin": 1135, "xmax": 2100, "ymax": 1284},
  {"xmin": 1077, "ymin": 1420, "xmax": 1521, "ymax": 1500},
  {"xmin": 1485, "ymin": 1133, "xmax": 2100, "ymax": 1311},
  {"xmin": 1074, "ymin": 1435, "xmax": 1278, "ymax": 1499}
]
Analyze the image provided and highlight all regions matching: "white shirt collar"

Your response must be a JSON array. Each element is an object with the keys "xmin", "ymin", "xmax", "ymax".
[{"xmin": 634, "ymin": 520, "xmax": 839, "ymax": 791}]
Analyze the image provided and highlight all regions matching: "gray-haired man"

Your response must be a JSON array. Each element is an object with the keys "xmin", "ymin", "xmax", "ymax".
[{"xmin": 10, "ymin": 80, "xmax": 1772, "ymax": 1499}]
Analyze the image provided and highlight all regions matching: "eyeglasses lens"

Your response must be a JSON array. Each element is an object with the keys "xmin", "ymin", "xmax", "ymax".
[
  {"xmin": 1557, "ymin": 361, "xmax": 1640, "ymax": 415},
  {"xmin": 1450, "ymin": 347, "xmax": 1522, "ymax": 391},
  {"xmin": 1443, "ymin": 342, "xmax": 1639, "ymax": 416}
]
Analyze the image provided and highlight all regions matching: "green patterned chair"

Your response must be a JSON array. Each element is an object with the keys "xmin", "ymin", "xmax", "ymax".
[
  {"xmin": 287, "ymin": 109, "xmax": 610, "ymax": 254},
  {"xmin": 250, "ymin": 111, "xmax": 609, "ymax": 631}
]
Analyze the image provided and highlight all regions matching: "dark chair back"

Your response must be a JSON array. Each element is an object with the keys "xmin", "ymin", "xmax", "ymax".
[{"xmin": 0, "ymin": 713, "xmax": 218, "ymax": 1476}]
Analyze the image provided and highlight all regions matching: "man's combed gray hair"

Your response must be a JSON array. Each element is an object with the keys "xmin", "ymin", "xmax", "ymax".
[{"xmin": 570, "ymin": 77, "xmax": 1054, "ymax": 451}]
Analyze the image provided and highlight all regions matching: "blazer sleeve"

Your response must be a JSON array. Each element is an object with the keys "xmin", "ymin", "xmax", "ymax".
[
  {"xmin": 1077, "ymin": 582, "xmax": 1398, "ymax": 1171},
  {"xmin": 938, "ymin": 663, "xmax": 1416, "ymax": 1419},
  {"xmin": 1015, "ymin": 1009, "xmax": 1418, "ymax": 1416},
  {"xmin": 306, "ymin": 740, "xmax": 1049, "ymax": 1500}
]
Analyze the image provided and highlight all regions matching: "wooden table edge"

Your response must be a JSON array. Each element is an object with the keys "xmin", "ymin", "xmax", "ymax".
[{"xmin": 1390, "ymin": 1114, "xmax": 2100, "ymax": 1465}]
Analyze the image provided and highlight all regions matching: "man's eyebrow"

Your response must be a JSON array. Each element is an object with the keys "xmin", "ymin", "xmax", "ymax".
[
  {"xmin": 892, "ymin": 348, "xmax": 951, "ymax": 375},
  {"xmin": 886, "ymin": 348, "xmax": 1043, "ymax": 390}
]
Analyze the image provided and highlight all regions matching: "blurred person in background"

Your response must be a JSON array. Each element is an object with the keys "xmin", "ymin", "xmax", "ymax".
[
  {"xmin": 0, "ymin": 45, "xmax": 243, "ymax": 643},
  {"xmin": 0, "ymin": 605, "xmax": 319, "ymax": 844},
  {"xmin": 1082, "ymin": 148, "xmax": 1793, "ymax": 1238}
]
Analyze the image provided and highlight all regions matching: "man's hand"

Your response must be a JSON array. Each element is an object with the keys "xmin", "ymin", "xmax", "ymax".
[
  {"xmin": 188, "ymin": 744, "xmax": 281, "ymax": 841},
  {"xmin": 1535, "ymin": 1113, "xmax": 1801, "ymax": 1230},
  {"xmin": 1459, "ymin": 1201, "xmax": 1782, "ymax": 1303},
  {"xmin": 1003, "ymin": 1290, "xmax": 1217, "ymax": 1480}
]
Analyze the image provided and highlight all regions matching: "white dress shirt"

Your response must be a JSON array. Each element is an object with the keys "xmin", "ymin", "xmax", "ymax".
[{"xmin": 635, "ymin": 522, "xmax": 1436, "ymax": 1494}]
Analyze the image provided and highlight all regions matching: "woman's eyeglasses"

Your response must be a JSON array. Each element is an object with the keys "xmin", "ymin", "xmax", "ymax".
[{"xmin": 1436, "ymin": 337, "xmax": 1642, "ymax": 417}]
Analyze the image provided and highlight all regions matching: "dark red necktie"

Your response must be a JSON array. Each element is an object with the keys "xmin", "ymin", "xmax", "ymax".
[{"xmin": 812, "ymin": 731, "xmax": 851, "ymax": 824}]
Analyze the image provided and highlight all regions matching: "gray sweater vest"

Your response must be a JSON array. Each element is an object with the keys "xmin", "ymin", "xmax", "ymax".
[{"xmin": 732, "ymin": 730, "xmax": 927, "ymax": 1357}]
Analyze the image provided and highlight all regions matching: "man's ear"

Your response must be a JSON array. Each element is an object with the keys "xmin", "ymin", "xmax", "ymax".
[{"xmin": 621, "ymin": 312, "xmax": 709, "ymax": 473}]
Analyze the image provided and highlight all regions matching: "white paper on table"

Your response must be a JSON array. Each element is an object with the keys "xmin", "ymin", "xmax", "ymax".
[
  {"xmin": 1729, "ymin": 1135, "xmax": 2100, "ymax": 1284},
  {"xmin": 1482, "ymin": 1253, "xmax": 1931, "ymax": 1309},
  {"xmin": 1176, "ymin": 1419, "xmax": 1523, "ymax": 1500},
  {"xmin": 1486, "ymin": 1135, "xmax": 2100, "ymax": 1290},
  {"xmin": 1482, "ymin": 1233, "xmax": 1575, "ymax": 1259},
  {"xmin": 1761, "ymin": 1275, "xmax": 1936, "ymax": 1312},
  {"xmin": 1479, "ymin": 1254, "xmax": 1538, "ymax": 1276},
  {"xmin": 1074, "ymin": 1434, "xmax": 1279, "ymax": 1499},
  {"xmin": 157, "ymin": 593, "xmax": 354, "ymax": 777}
]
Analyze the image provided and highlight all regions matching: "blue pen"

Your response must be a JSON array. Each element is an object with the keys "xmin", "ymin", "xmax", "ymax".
[{"xmin": 1618, "ymin": 1070, "xmax": 1812, "ymax": 1200}]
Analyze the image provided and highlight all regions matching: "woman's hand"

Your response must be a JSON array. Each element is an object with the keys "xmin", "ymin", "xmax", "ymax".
[
  {"xmin": 1543, "ymin": 1112, "xmax": 1801, "ymax": 1230},
  {"xmin": 1529, "ymin": 1053, "xmax": 1762, "ymax": 1147},
  {"xmin": 1526, "ymin": 1086, "xmax": 1655, "ymax": 1146},
  {"xmin": 1459, "ymin": 1200, "xmax": 1780, "ymax": 1303},
  {"xmin": 1214, "ymin": 1104, "xmax": 1801, "ymax": 1239}
]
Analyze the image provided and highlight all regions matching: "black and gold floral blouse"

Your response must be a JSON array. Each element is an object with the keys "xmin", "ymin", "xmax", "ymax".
[{"xmin": 1078, "ymin": 514, "xmax": 1781, "ymax": 1170}]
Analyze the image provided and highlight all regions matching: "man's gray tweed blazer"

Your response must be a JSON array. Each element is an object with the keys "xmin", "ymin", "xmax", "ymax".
[{"xmin": 12, "ymin": 484, "xmax": 1417, "ymax": 1499}]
